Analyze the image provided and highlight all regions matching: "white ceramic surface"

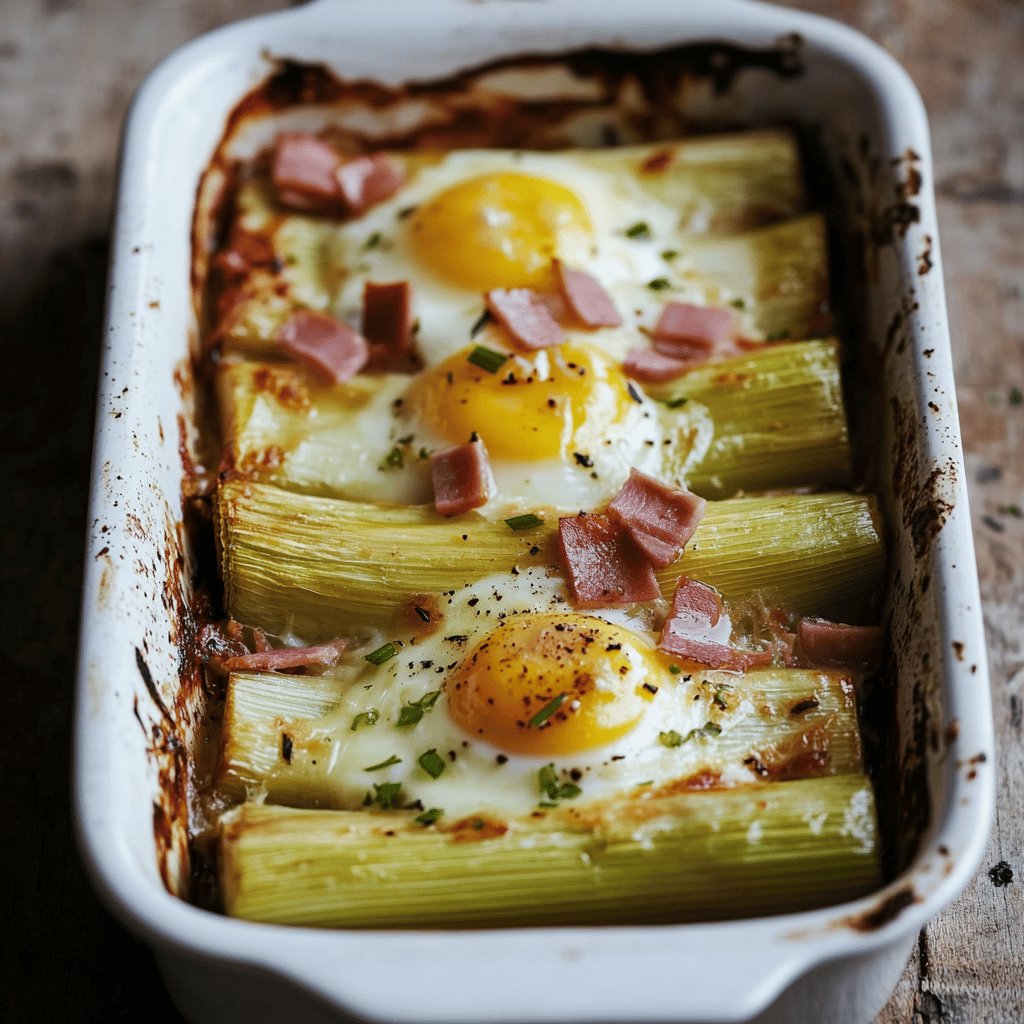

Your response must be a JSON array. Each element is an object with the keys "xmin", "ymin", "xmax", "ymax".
[{"xmin": 74, "ymin": 2, "xmax": 995, "ymax": 1022}]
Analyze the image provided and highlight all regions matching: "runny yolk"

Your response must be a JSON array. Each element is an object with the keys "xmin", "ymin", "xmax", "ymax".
[
  {"xmin": 408, "ymin": 343, "xmax": 634, "ymax": 461},
  {"xmin": 446, "ymin": 613, "xmax": 660, "ymax": 756},
  {"xmin": 408, "ymin": 172, "xmax": 593, "ymax": 290}
]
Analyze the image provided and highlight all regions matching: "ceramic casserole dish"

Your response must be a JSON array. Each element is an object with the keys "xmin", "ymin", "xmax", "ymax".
[{"xmin": 74, "ymin": 1, "xmax": 994, "ymax": 1022}]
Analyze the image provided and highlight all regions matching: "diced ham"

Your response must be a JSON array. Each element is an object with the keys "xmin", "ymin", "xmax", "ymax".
[
  {"xmin": 277, "ymin": 310, "xmax": 369, "ymax": 384},
  {"xmin": 272, "ymin": 133, "xmax": 343, "ymax": 203},
  {"xmin": 658, "ymin": 632, "xmax": 772, "ymax": 671},
  {"xmin": 557, "ymin": 514, "xmax": 660, "ymax": 608},
  {"xmin": 623, "ymin": 348, "xmax": 693, "ymax": 383},
  {"xmin": 485, "ymin": 288, "xmax": 565, "ymax": 351},
  {"xmin": 335, "ymin": 153, "xmax": 405, "ymax": 214},
  {"xmin": 363, "ymin": 281, "xmax": 416, "ymax": 371},
  {"xmin": 666, "ymin": 577, "xmax": 722, "ymax": 631},
  {"xmin": 607, "ymin": 469, "xmax": 706, "ymax": 568},
  {"xmin": 272, "ymin": 135, "xmax": 404, "ymax": 215},
  {"xmin": 797, "ymin": 617, "xmax": 884, "ymax": 672},
  {"xmin": 658, "ymin": 576, "xmax": 771, "ymax": 670},
  {"xmin": 651, "ymin": 302, "xmax": 735, "ymax": 358},
  {"xmin": 430, "ymin": 439, "xmax": 495, "ymax": 516},
  {"xmin": 220, "ymin": 639, "xmax": 349, "ymax": 673},
  {"xmin": 552, "ymin": 260, "xmax": 622, "ymax": 328}
]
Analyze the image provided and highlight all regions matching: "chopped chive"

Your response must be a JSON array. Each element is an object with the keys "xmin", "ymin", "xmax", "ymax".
[
  {"xmin": 662, "ymin": 397, "xmax": 688, "ymax": 409},
  {"xmin": 397, "ymin": 204, "xmax": 418, "ymax": 220},
  {"xmin": 528, "ymin": 693, "xmax": 567, "ymax": 728},
  {"xmin": 414, "ymin": 807, "xmax": 443, "ymax": 826},
  {"xmin": 998, "ymin": 503, "xmax": 1022, "ymax": 518},
  {"xmin": 350, "ymin": 709, "xmax": 380, "ymax": 731},
  {"xmin": 729, "ymin": 297, "xmax": 747, "ymax": 310},
  {"xmin": 469, "ymin": 309, "xmax": 494, "ymax": 338},
  {"xmin": 365, "ymin": 642, "xmax": 400, "ymax": 666},
  {"xmin": 713, "ymin": 683, "xmax": 733, "ymax": 710},
  {"xmin": 397, "ymin": 690, "xmax": 442, "ymax": 727},
  {"xmin": 505, "ymin": 512, "xmax": 543, "ymax": 531},
  {"xmin": 668, "ymin": 664, "xmax": 682, "ymax": 674},
  {"xmin": 557, "ymin": 782, "xmax": 582, "ymax": 800},
  {"xmin": 372, "ymin": 781, "xmax": 402, "ymax": 810},
  {"xmin": 659, "ymin": 730, "xmax": 683, "ymax": 748},
  {"xmin": 364, "ymin": 754, "xmax": 402, "ymax": 772},
  {"xmin": 636, "ymin": 780, "xmax": 654, "ymax": 787},
  {"xmin": 363, "ymin": 231, "xmax": 382, "ymax": 251},
  {"xmin": 382, "ymin": 446, "xmax": 404, "ymax": 469},
  {"xmin": 1009, "ymin": 387, "xmax": 1023, "ymax": 406},
  {"xmin": 701, "ymin": 721, "xmax": 722, "ymax": 738},
  {"xmin": 661, "ymin": 248, "xmax": 680, "ymax": 261},
  {"xmin": 624, "ymin": 221, "xmax": 652, "ymax": 240},
  {"xmin": 538, "ymin": 763, "xmax": 560, "ymax": 800},
  {"xmin": 537, "ymin": 800, "xmax": 559, "ymax": 809},
  {"xmin": 467, "ymin": 344, "xmax": 507, "ymax": 373},
  {"xmin": 418, "ymin": 749, "xmax": 446, "ymax": 779},
  {"xmin": 397, "ymin": 705, "xmax": 423, "ymax": 727},
  {"xmin": 647, "ymin": 277, "xmax": 672, "ymax": 291}
]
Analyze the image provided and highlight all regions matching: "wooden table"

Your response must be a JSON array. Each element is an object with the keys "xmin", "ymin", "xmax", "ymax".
[{"xmin": 2, "ymin": 2, "xmax": 1019, "ymax": 1020}]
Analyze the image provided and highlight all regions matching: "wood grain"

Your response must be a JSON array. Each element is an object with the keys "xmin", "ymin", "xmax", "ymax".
[{"xmin": 1, "ymin": 1, "xmax": 1019, "ymax": 1021}]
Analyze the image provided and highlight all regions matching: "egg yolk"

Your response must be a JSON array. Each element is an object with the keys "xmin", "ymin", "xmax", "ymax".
[
  {"xmin": 408, "ymin": 343, "xmax": 634, "ymax": 461},
  {"xmin": 408, "ymin": 173, "xmax": 593, "ymax": 290},
  {"xmin": 446, "ymin": 613, "xmax": 660, "ymax": 755}
]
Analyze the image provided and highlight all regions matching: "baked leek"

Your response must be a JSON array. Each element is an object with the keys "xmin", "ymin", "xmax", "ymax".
[
  {"xmin": 216, "ymin": 481, "xmax": 884, "ymax": 638},
  {"xmin": 220, "ymin": 775, "xmax": 881, "ymax": 927}
]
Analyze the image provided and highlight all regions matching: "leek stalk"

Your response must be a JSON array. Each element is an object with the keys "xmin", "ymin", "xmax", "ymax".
[
  {"xmin": 216, "ymin": 481, "xmax": 884, "ymax": 638},
  {"xmin": 220, "ymin": 775, "xmax": 881, "ymax": 927}
]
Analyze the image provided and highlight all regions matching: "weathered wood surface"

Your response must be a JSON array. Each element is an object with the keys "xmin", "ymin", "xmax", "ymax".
[{"xmin": 1, "ymin": 1, "xmax": 1019, "ymax": 1021}]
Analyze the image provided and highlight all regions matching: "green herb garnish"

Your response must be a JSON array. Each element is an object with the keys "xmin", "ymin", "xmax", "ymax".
[
  {"xmin": 538, "ymin": 763, "xmax": 580, "ymax": 801},
  {"xmin": 364, "ymin": 754, "xmax": 402, "ymax": 772},
  {"xmin": 661, "ymin": 249, "xmax": 680, "ymax": 261},
  {"xmin": 469, "ymin": 309, "xmax": 493, "ymax": 338},
  {"xmin": 538, "ymin": 764, "xmax": 560, "ymax": 800},
  {"xmin": 660, "ymin": 721, "xmax": 720, "ymax": 747},
  {"xmin": 729, "ymin": 297, "xmax": 747, "ymax": 310},
  {"xmin": 418, "ymin": 749, "xmax": 446, "ymax": 779},
  {"xmin": 1009, "ymin": 387, "xmax": 1023, "ymax": 406},
  {"xmin": 668, "ymin": 664, "xmax": 682, "ymax": 675},
  {"xmin": 467, "ymin": 345, "xmax": 507, "ymax": 373},
  {"xmin": 350, "ymin": 709, "xmax": 380, "ymax": 731},
  {"xmin": 713, "ymin": 683, "xmax": 733, "ymax": 710},
  {"xmin": 365, "ymin": 642, "xmax": 400, "ymax": 666},
  {"xmin": 371, "ymin": 781, "xmax": 402, "ymax": 810},
  {"xmin": 397, "ymin": 690, "xmax": 442, "ymax": 727},
  {"xmin": 414, "ymin": 807, "xmax": 443, "ymax": 826},
  {"xmin": 528, "ymin": 693, "xmax": 566, "ymax": 728},
  {"xmin": 363, "ymin": 231, "xmax": 382, "ymax": 251},
  {"xmin": 381, "ymin": 446, "xmax": 404, "ymax": 469},
  {"xmin": 647, "ymin": 277, "xmax": 672, "ymax": 291},
  {"xmin": 662, "ymin": 397, "xmax": 688, "ymax": 410},
  {"xmin": 624, "ymin": 221, "xmax": 652, "ymax": 240},
  {"xmin": 999, "ymin": 503, "xmax": 1023, "ymax": 518},
  {"xmin": 504, "ymin": 512, "xmax": 544, "ymax": 531}
]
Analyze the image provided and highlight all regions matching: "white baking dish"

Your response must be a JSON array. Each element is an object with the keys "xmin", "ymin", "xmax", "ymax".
[{"xmin": 74, "ymin": 1, "xmax": 995, "ymax": 1022}]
